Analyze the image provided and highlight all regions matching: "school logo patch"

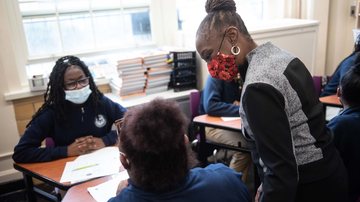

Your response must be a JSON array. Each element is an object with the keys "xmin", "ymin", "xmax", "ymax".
[{"xmin": 95, "ymin": 114, "xmax": 107, "ymax": 128}]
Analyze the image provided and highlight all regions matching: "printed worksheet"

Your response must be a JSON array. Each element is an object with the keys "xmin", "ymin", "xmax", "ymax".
[
  {"xmin": 87, "ymin": 171, "xmax": 129, "ymax": 202},
  {"xmin": 60, "ymin": 147, "xmax": 121, "ymax": 183}
]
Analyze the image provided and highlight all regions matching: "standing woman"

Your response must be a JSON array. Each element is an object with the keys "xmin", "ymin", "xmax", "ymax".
[
  {"xmin": 195, "ymin": 0, "xmax": 348, "ymax": 201},
  {"xmin": 13, "ymin": 55, "xmax": 126, "ymax": 163}
]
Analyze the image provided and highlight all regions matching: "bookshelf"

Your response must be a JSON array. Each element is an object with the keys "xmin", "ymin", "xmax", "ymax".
[{"xmin": 169, "ymin": 51, "xmax": 197, "ymax": 92}]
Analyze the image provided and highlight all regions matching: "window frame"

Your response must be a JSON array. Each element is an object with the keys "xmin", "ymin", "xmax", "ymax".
[{"xmin": 19, "ymin": 0, "xmax": 156, "ymax": 65}]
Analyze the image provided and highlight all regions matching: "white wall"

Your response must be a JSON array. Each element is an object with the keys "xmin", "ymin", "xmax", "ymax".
[
  {"xmin": 0, "ymin": 0, "xmax": 28, "ymax": 183},
  {"xmin": 326, "ymin": 0, "xmax": 357, "ymax": 76},
  {"xmin": 198, "ymin": 19, "xmax": 319, "ymax": 89},
  {"xmin": 304, "ymin": 0, "xmax": 330, "ymax": 76}
]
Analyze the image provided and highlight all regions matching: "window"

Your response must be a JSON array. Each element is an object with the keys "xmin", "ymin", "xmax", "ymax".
[
  {"xmin": 18, "ymin": 0, "xmax": 284, "ymax": 80},
  {"xmin": 18, "ymin": 0, "xmax": 152, "ymax": 59},
  {"xmin": 176, "ymin": 0, "xmax": 270, "ymax": 49}
]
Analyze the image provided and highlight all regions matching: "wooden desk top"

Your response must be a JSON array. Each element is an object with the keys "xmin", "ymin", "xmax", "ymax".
[
  {"xmin": 62, "ymin": 176, "xmax": 112, "ymax": 202},
  {"xmin": 319, "ymin": 94, "xmax": 342, "ymax": 107},
  {"xmin": 193, "ymin": 114, "xmax": 241, "ymax": 132},
  {"xmin": 62, "ymin": 167, "xmax": 126, "ymax": 201},
  {"xmin": 14, "ymin": 156, "xmax": 77, "ymax": 190}
]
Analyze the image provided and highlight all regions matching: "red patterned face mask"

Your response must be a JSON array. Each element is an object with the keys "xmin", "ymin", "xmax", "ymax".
[
  {"xmin": 207, "ymin": 31, "xmax": 238, "ymax": 81},
  {"xmin": 207, "ymin": 52, "xmax": 238, "ymax": 81}
]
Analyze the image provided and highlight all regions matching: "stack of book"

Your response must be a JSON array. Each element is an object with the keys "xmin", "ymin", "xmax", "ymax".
[
  {"xmin": 110, "ymin": 57, "xmax": 146, "ymax": 97},
  {"xmin": 143, "ymin": 53, "xmax": 172, "ymax": 95}
]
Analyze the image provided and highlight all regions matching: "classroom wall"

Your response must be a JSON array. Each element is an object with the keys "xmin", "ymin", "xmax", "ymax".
[
  {"xmin": 307, "ymin": 0, "xmax": 330, "ymax": 76},
  {"xmin": 0, "ymin": 0, "xmax": 27, "ymax": 182},
  {"xmin": 326, "ymin": 0, "xmax": 357, "ymax": 76}
]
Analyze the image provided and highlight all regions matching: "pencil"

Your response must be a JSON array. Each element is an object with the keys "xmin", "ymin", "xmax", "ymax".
[{"xmin": 72, "ymin": 163, "xmax": 98, "ymax": 171}]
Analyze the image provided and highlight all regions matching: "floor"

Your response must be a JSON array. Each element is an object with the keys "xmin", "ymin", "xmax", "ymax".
[{"xmin": 0, "ymin": 180, "xmax": 55, "ymax": 202}]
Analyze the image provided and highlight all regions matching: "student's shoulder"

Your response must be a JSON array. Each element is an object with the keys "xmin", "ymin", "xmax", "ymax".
[
  {"xmin": 190, "ymin": 164, "xmax": 246, "ymax": 193},
  {"xmin": 99, "ymin": 94, "xmax": 119, "ymax": 105},
  {"xmin": 193, "ymin": 163, "xmax": 242, "ymax": 178},
  {"xmin": 100, "ymin": 95, "xmax": 126, "ymax": 111},
  {"xmin": 36, "ymin": 105, "xmax": 55, "ymax": 116},
  {"xmin": 328, "ymin": 114, "xmax": 358, "ymax": 130},
  {"xmin": 206, "ymin": 76, "xmax": 224, "ymax": 85}
]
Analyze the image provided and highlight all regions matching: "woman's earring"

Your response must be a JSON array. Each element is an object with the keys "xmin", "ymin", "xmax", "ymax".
[{"xmin": 231, "ymin": 45, "xmax": 240, "ymax": 55}]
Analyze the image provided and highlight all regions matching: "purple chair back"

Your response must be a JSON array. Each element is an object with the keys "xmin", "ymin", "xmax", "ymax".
[
  {"xmin": 45, "ymin": 137, "xmax": 55, "ymax": 147},
  {"xmin": 189, "ymin": 90, "xmax": 200, "ymax": 119},
  {"xmin": 312, "ymin": 76, "xmax": 322, "ymax": 97}
]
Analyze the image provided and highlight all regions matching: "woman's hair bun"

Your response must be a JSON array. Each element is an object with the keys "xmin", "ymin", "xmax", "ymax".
[{"xmin": 205, "ymin": 0, "xmax": 236, "ymax": 13}]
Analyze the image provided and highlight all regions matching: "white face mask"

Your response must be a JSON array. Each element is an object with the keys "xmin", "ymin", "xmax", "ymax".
[{"xmin": 65, "ymin": 85, "xmax": 92, "ymax": 104}]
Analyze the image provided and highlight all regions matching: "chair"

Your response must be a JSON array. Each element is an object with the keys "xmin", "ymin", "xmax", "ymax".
[
  {"xmin": 312, "ymin": 75, "xmax": 331, "ymax": 97},
  {"xmin": 189, "ymin": 91, "xmax": 201, "ymax": 119},
  {"xmin": 39, "ymin": 137, "xmax": 62, "ymax": 201},
  {"xmin": 189, "ymin": 90, "xmax": 249, "ymax": 166},
  {"xmin": 312, "ymin": 76, "xmax": 323, "ymax": 97},
  {"xmin": 45, "ymin": 137, "xmax": 55, "ymax": 147}
]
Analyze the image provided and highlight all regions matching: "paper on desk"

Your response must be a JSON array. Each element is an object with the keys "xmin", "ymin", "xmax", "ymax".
[
  {"xmin": 60, "ymin": 147, "xmax": 121, "ymax": 183},
  {"xmin": 325, "ymin": 106, "xmax": 342, "ymax": 121},
  {"xmin": 221, "ymin": 117, "xmax": 241, "ymax": 121},
  {"xmin": 87, "ymin": 171, "xmax": 129, "ymax": 202}
]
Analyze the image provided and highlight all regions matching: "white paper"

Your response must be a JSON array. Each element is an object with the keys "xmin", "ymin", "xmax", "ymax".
[
  {"xmin": 60, "ymin": 147, "xmax": 121, "ymax": 184},
  {"xmin": 325, "ymin": 106, "xmax": 342, "ymax": 121},
  {"xmin": 87, "ymin": 171, "xmax": 129, "ymax": 202},
  {"xmin": 221, "ymin": 117, "xmax": 241, "ymax": 121}
]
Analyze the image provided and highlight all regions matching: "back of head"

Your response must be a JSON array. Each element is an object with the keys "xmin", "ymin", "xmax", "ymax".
[
  {"xmin": 197, "ymin": 0, "xmax": 250, "ymax": 39},
  {"xmin": 119, "ymin": 98, "xmax": 193, "ymax": 193},
  {"xmin": 340, "ymin": 63, "xmax": 360, "ymax": 106}
]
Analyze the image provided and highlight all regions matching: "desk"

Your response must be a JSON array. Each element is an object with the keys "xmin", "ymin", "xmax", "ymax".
[
  {"xmin": 193, "ymin": 115, "xmax": 242, "ymax": 132},
  {"xmin": 192, "ymin": 115, "xmax": 250, "ymax": 162},
  {"xmin": 319, "ymin": 95, "xmax": 342, "ymax": 121},
  {"xmin": 193, "ymin": 114, "xmax": 259, "ymax": 194},
  {"xmin": 319, "ymin": 94, "xmax": 342, "ymax": 107},
  {"xmin": 62, "ymin": 176, "xmax": 112, "ymax": 202},
  {"xmin": 14, "ymin": 156, "xmax": 78, "ymax": 202}
]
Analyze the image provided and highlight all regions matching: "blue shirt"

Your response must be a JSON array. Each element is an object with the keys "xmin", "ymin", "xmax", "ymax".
[
  {"xmin": 12, "ymin": 95, "xmax": 126, "ymax": 163},
  {"xmin": 108, "ymin": 163, "xmax": 250, "ymax": 202},
  {"xmin": 327, "ymin": 106, "xmax": 360, "ymax": 201},
  {"xmin": 321, "ymin": 52, "xmax": 360, "ymax": 97},
  {"xmin": 199, "ymin": 75, "xmax": 241, "ymax": 117}
]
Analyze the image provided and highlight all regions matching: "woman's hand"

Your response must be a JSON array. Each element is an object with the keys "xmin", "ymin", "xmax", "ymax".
[
  {"xmin": 89, "ymin": 137, "xmax": 105, "ymax": 150},
  {"xmin": 67, "ymin": 136, "xmax": 92, "ymax": 156},
  {"xmin": 233, "ymin": 100, "xmax": 240, "ymax": 106},
  {"xmin": 67, "ymin": 136, "xmax": 105, "ymax": 156},
  {"xmin": 255, "ymin": 183, "xmax": 263, "ymax": 202}
]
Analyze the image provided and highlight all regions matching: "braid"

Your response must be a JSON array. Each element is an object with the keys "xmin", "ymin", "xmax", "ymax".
[
  {"xmin": 26, "ymin": 56, "xmax": 103, "ymax": 127},
  {"xmin": 197, "ymin": 0, "xmax": 251, "ymax": 40}
]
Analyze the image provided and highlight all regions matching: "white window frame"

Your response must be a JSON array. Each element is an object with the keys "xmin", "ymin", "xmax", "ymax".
[
  {"xmin": 16, "ymin": 0, "xmax": 179, "ymax": 80},
  {"xmin": 19, "ymin": 0, "xmax": 155, "ymax": 61}
]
